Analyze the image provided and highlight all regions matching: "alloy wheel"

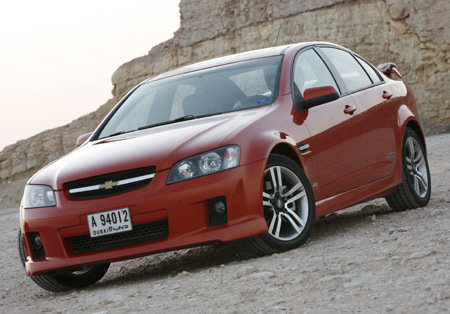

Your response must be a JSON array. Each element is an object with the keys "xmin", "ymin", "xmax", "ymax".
[
  {"xmin": 405, "ymin": 137, "xmax": 429, "ymax": 198},
  {"xmin": 263, "ymin": 165, "xmax": 309, "ymax": 241}
]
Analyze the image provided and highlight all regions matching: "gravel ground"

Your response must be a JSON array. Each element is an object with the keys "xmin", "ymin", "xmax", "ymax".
[{"xmin": 1, "ymin": 134, "xmax": 449, "ymax": 314}]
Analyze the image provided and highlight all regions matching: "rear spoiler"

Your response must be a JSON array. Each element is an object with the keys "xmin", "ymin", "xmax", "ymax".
[{"xmin": 377, "ymin": 62, "xmax": 403, "ymax": 79}]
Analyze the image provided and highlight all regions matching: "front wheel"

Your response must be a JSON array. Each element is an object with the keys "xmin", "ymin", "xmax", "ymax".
[
  {"xmin": 242, "ymin": 154, "xmax": 315, "ymax": 255},
  {"xmin": 386, "ymin": 127, "xmax": 431, "ymax": 211},
  {"xmin": 18, "ymin": 231, "xmax": 110, "ymax": 292}
]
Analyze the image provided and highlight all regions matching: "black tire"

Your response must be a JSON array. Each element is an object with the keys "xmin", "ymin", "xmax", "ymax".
[
  {"xmin": 386, "ymin": 127, "xmax": 431, "ymax": 211},
  {"xmin": 18, "ymin": 231, "xmax": 110, "ymax": 292},
  {"xmin": 242, "ymin": 154, "xmax": 315, "ymax": 255}
]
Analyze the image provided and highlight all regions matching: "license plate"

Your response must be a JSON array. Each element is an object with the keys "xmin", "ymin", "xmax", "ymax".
[{"xmin": 88, "ymin": 207, "xmax": 133, "ymax": 238}]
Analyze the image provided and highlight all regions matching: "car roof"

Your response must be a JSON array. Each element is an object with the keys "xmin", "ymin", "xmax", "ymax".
[{"xmin": 147, "ymin": 41, "xmax": 340, "ymax": 83}]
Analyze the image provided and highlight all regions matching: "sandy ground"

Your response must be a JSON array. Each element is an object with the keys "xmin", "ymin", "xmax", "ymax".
[{"xmin": 1, "ymin": 134, "xmax": 449, "ymax": 313}]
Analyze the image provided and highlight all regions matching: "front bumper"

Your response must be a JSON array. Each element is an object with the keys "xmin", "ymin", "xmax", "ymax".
[{"xmin": 20, "ymin": 160, "xmax": 268, "ymax": 276}]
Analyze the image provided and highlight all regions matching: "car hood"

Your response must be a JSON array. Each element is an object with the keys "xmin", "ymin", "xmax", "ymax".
[{"xmin": 29, "ymin": 108, "xmax": 270, "ymax": 189}]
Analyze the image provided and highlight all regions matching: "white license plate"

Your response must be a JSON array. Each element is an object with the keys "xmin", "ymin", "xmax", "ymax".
[{"xmin": 88, "ymin": 207, "xmax": 133, "ymax": 238}]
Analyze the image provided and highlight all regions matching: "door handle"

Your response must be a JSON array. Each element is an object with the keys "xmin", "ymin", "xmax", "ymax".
[
  {"xmin": 382, "ymin": 90, "xmax": 393, "ymax": 100},
  {"xmin": 344, "ymin": 105, "xmax": 357, "ymax": 115}
]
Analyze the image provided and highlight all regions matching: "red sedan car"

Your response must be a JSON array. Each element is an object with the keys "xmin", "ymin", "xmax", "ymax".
[{"xmin": 19, "ymin": 42, "xmax": 431, "ymax": 292}]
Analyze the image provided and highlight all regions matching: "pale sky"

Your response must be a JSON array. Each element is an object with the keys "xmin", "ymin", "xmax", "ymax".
[{"xmin": 0, "ymin": 0, "xmax": 180, "ymax": 151}]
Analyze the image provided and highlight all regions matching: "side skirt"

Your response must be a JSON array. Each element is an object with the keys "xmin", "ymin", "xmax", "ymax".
[{"xmin": 315, "ymin": 171, "xmax": 402, "ymax": 217}]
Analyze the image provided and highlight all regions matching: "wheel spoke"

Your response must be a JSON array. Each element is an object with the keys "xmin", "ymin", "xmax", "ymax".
[
  {"xmin": 281, "ymin": 213, "xmax": 302, "ymax": 234},
  {"xmin": 286, "ymin": 207, "xmax": 306, "ymax": 227},
  {"xmin": 407, "ymin": 138, "xmax": 415, "ymax": 158},
  {"xmin": 263, "ymin": 192, "xmax": 273, "ymax": 200},
  {"xmin": 281, "ymin": 182, "xmax": 303, "ymax": 197},
  {"xmin": 286, "ymin": 190, "xmax": 306, "ymax": 205},
  {"xmin": 269, "ymin": 167, "xmax": 278, "ymax": 192},
  {"xmin": 275, "ymin": 214, "xmax": 282, "ymax": 238},
  {"xmin": 416, "ymin": 155, "xmax": 425, "ymax": 168},
  {"xmin": 413, "ymin": 149, "xmax": 423, "ymax": 164},
  {"xmin": 413, "ymin": 175, "xmax": 420, "ymax": 194},
  {"xmin": 263, "ymin": 201, "xmax": 272, "ymax": 207},
  {"xmin": 276, "ymin": 166, "xmax": 283, "ymax": 193},
  {"xmin": 415, "ymin": 172, "xmax": 428, "ymax": 193},
  {"xmin": 268, "ymin": 211, "xmax": 277, "ymax": 235}
]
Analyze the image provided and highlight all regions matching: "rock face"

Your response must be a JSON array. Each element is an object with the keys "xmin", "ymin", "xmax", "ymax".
[{"xmin": 0, "ymin": 0, "xmax": 449, "ymax": 209}]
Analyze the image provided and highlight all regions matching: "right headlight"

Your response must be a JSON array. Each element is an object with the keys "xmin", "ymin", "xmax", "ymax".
[
  {"xmin": 23, "ymin": 185, "xmax": 56, "ymax": 208},
  {"xmin": 167, "ymin": 145, "xmax": 240, "ymax": 184}
]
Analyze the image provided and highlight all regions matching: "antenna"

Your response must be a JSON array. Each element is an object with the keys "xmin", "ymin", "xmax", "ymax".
[{"xmin": 274, "ymin": 24, "xmax": 282, "ymax": 46}]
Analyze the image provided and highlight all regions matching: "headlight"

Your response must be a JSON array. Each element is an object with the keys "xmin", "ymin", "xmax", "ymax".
[
  {"xmin": 167, "ymin": 145, "xmax": 240, "ymax": 184},
  {"xmin": 23, "ymin": 185, "xmax": 56, "ymax": 208}
]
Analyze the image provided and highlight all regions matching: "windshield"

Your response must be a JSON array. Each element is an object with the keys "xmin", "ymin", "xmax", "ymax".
[{"xmin": 97, "ymin": 56, "xmax": 283, "ymax": 139}]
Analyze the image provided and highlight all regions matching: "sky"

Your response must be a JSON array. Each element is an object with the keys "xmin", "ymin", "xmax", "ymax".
[{"xmin": 0, "ymin": 0, "xmax": 180, "ymax": 151}]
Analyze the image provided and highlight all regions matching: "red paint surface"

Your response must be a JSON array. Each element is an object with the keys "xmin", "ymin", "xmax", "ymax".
[{"xmin": 21, "ymin": 42, "xmax": 424, "ymax": 275}]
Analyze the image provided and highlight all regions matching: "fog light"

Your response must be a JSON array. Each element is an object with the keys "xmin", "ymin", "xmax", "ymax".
[
  {"xmin": 32, "ymin": 234, "xmax": 42, "ymax": 250},
  {"xmin": 28, "ymin": 232, "xmax": 46, "ymax": 259},
  {"xmin": 214, "ymin": 201, "xmax": 226, "ymax": 215},
  {"xmin": 207, "ymin": 197, "xmax": 228, "ymax": 227}
]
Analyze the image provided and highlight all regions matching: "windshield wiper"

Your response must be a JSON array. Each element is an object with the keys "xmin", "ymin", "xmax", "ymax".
[
  {"xmin": 174, "ymin": 115, "xmax": 196, "ymax": 122},
  {"xmin": 138, "ymin": 115, "xmax": 197, "ymax": 131},
  {"xmin": 103, "ymin": 129, "xmax": 137, "ymax": 139},
  {"xmin": 107, "ymin": 131, "xmax": 127, "ymax": 137}
]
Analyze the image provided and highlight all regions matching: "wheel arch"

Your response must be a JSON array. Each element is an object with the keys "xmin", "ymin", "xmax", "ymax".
[
  {"xmin": 270, "ymin": 143, "xmax": 303, "ymax": 170},
  {"xmin": 405, "ymin": 120, "xmax": 426, "ymax": 152}
]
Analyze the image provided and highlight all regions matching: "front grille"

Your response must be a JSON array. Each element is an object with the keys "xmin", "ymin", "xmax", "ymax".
[
  {"xmin": 69, "ymin": 220, "xmax": 169, "ymax": 254},
  {"xmin": 64, "ymin": 166, "xmax": 156, "ymax": 199}
]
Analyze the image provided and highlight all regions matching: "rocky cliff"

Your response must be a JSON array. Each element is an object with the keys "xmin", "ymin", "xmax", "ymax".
[{"xmin": 1, "ymin": 0, "xmax": 448, "ymax": 209}]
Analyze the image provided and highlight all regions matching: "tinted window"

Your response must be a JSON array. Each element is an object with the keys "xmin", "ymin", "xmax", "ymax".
[
  {"xmin": 322, "ymin": 47, "xmax": 372, "ymax": 93},
  {"xmin": 293, "ymin": 49, "xmax": 339, "ymax": 97},
  {"xmin": 356, "ymin": 56, "xmax": 382, "ymax": 84}
]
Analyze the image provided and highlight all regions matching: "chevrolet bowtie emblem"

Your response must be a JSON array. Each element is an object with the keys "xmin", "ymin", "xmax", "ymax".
[{"xmin": 100, "ymin": 180, "xmax": 118, "ymax": 190}]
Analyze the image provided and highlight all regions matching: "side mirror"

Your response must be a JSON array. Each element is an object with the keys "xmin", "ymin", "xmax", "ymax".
[
  {"xmin": 295, "ymin": 86, "xmax": 339, "ymax": 111},
  {"xmin": 377, "ymin": 62, "xmax": 402, "ymax": 79},
  {"xmin": 76, "ymin": 132, "xmax": 93, "ymax": 146}
]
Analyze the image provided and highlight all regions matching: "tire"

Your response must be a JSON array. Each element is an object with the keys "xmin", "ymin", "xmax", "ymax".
[
  {"xmin": 386, "ymin": 127, "xmax": 431, "ymax": 211},
  {"xmin": 18, "ymin": 231, "xmax": 110, "ymax": 292},
  {"xmin": 242, "ymin": 154, "xmax": 315, "ymax": 255}
]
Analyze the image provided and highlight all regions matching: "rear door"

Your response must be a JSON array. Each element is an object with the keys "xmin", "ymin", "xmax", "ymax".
[{"xmin": 293, "ymin": 48, "xmax": 368, "ymax": 200}]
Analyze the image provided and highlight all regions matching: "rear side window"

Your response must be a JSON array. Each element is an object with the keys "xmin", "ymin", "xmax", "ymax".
[
  {"xmin": 321, "ymin": 47, "xmax": 372, "ymax": 93},
  {"xmin": 293, "ymin": 49, "xmax": 339, "ymax": 97},
  {"xmin": 355, "ymin": 56, "xmax": 382, "ymax": 84}
]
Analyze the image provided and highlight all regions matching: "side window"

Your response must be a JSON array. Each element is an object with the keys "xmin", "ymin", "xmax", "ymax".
[
  {"xmin": 321, "ymin": 47, "xmax": 372, "ymax": 93},
  {"xmin": 293, "ymin": 49, "xmax": 339, "ymax": 97},
  {"xmin": 355, "ymin": 56, "xmax": 382, "ymax": 84}
]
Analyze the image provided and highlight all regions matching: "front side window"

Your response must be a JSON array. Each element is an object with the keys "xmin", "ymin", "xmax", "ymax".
[
  {"xmin": 321, "ymin": 47, "xmax": 372, "ymax": 93},
  {"xmin": 98, "ymin": 56, "xmax": 282, "ymax": 139},
  {"xmin": 293, "ymin": 49, "xmax": 339, "ymax": 98}
]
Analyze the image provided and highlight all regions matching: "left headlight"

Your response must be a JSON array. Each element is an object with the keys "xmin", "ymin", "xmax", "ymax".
[
  {"xmin": 23, "ymin": 185, "xmax": 56, "ymax": 208},
  {"xmin": 167, "ymin": 145, "xmax": 240, "ymax": 184}
]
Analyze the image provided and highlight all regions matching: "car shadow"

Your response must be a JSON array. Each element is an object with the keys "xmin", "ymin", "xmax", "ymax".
[
  {"xmin": 92, "ymin": 203, "xmax": 395, "ymax": 290},
  {"xmin": 310, "ymin": 202, "xmax": 393, "ymax": 242}
]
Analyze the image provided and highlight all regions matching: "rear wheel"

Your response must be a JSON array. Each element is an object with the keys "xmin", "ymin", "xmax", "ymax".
[
  {"xmin": 242, "ymin": 154, "xmax": 315, "ymax": 255},
  {"xmin": 386, "ymin": 127, "xmax": 431, "ymax": 211},
  {"xmin": 18, "ymin": 231, "xmax": 110, "ymax": 292}
]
